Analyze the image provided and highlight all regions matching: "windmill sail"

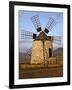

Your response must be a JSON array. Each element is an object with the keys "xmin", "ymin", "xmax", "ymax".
[
  {"xmin": 52, "ymin": 36, "xmax": 63, "ymax": 47},
  {"xmin": 20, "ymin": 30, "xmax": 37, "ymax": 40},
  {"xmin": 44, "ymin": 18, "xmax": 56, "ymax": 34},
  {"xmin": 31, "ymin": 15, "xmax": 42, "ymax": 32},
  {"xmin": 19, "ymin": 30, "xmax": 33, "ymax": 54}
]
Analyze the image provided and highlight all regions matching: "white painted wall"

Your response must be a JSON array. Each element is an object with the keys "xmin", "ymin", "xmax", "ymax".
[{"xmin": 0, "ymin": 0, "xmax": 72, "ymax": 90}]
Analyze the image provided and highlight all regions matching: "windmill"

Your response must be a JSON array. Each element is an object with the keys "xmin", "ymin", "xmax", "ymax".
[{"xmin": 19, "ymin": 15, "xmax": 62, "ymax": 65}]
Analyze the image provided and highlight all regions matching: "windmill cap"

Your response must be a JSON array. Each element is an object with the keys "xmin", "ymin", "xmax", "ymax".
[{"xmin": 35, "ymin": 31, "xmax": 52, "ymax": 40}]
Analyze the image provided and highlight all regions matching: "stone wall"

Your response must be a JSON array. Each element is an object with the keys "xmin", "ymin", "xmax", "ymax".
[
  {"xmin": 45, "ymin": 40, "xmax": 53, "ymax": 57},
  {"xmin": 31, "ymin": 40, "xmax": 44, "ymax": 64},
  {"xmin": 31, "ymin": 40, "xmax": 53, "ymax": 65}
]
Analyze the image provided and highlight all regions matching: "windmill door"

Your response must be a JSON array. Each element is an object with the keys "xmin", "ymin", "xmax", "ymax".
[{"xmin": 49, "ymin": 48, "xmax": 52, "ymax": 57}]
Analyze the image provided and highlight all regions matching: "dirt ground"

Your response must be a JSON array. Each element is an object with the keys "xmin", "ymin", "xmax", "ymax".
[{"xmin": 19, "ymin": 65, "xmax": 63, "ymax": 79}]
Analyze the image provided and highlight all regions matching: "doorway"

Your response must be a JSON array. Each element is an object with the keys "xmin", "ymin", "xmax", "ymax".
[{"xmin": 49, "ymin": 48, "xmax": 52, "ymax": 57}]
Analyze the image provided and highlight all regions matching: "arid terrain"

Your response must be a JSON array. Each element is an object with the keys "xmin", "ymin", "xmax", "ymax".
[
  {"xmin": 19, "ymin": 48, "xmax": 63, "ymax": 79},
  {"xmin": 19, "ymin": 64, "xmax": 63, "ymax": 79}
]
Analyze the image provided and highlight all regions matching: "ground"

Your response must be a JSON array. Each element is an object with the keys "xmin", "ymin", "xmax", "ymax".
[{"xmin": 19, "ymin": 64, "xmax": 63, "ymax": 79}]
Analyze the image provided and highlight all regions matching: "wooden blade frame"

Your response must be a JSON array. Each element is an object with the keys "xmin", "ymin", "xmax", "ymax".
[
  {"xmin": 31, "ymin": 15, "xmax": 42, "ymax": 32},
  {"xmin": 20, "ymin": 30, "xmax": 37, "ymax": 40},
  {"xmin": 44, "ymin": 18, "xmax": 56, "ymax": 34}
]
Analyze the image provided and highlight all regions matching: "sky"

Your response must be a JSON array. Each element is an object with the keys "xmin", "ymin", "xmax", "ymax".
[
  {"xmin": 19, "ymin": 10, "xmax": 63, "ymax": 36},
  {"xmin": 19, "ymin": 10, "xmax": 63, "ymax": 53}
]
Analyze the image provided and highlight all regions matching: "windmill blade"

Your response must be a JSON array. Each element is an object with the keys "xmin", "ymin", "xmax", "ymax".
[
  {"xmin": 31, "ymin": 15, "xmax": 42, "ymax": 32},
  {"xmin": 44, "ymin": 18, "xmax": 56, "ymax": 34},
  {"xmin": 52, "ymin": 36, "xmax": 63, "ymax": 45},
  {"xmin": 53, "ymin": 41, "xmax": 62, "ymax": 45},
  {"xmin": 20, "ymin": 30, "xmax": 37, "ymax": 40},
  {"xmin": 53, "ymin": 36, "xmax": 62, "ymax": 41},
  {"xmin": 25, "ymin": 48, "xmax": 32, "ymax": 55}
]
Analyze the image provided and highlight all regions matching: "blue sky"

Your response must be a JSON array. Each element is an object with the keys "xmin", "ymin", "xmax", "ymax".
[
  {"xmin": 19, "ymin": 10, "xmax": 63, "ymax": 36},
  {"xmin": 19, "ymin": 10, "xmax": 63, "ymax": 53}
]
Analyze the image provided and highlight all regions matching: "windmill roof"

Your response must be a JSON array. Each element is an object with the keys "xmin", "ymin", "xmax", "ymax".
[{"xmin": 35, "ymin": 31, "xmax": 52, "ymax": 40}]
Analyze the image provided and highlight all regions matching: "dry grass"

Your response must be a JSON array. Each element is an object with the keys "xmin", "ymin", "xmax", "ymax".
[
  {"xmin": 19, "ymin": 54, "xmax": 63, "ymax": 79},
  {"xmin": 19, "ymin": 65, "xmax": 63, "ymax": 79},
  {"xmin": 19, "ymin": 63, "xmax": 63, "ymax": 70}
]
